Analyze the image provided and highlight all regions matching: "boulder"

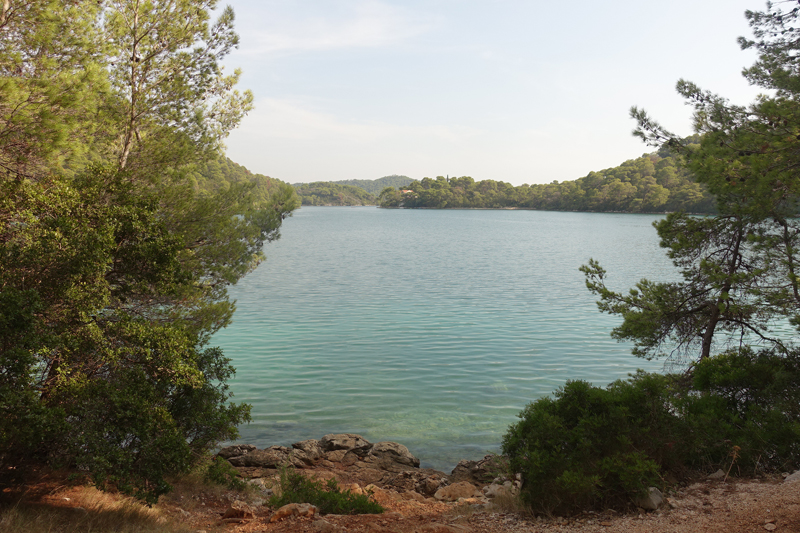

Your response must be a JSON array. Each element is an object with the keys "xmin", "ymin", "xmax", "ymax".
[
  {"xmin": 228, "ymin": 447, "xmax": 290, "ymax": 468},
  {"xmin": 450, "ymin": 455, "xmax": 505, "ymax": 484},
  {"xmin": 379, "ymin": 468, "xmax": 448, "ymax": 496},
  {"xmin": 221, "ymin": 500, "xmax": 255, "ymax": 520},
  {"xmin": 269, "ymin": 503, "xmax": 318, "ymax": 523},
  {"xmin": 293, "ymin": 439, "xmax": 323, "ymax": 461},
  {"xmin": 217, "ymin": 444, "xmax": 257, "ymax": 460},
  {"xmin": 635, "ymin": 487, "xmax": 664, "ymax": 511},
  {"xmin": 319, "ymin": 433, "xmax": 372, "ymax": 453},
  {"xmin": 434, "ymin": 481, "xmax": 479, "ymax": 501},
  {"xmin": 784, "ymin": 469, "xmax": 800, "ymax": 483},
  {"xmin": 363, "ymin": 442, "xmax": 420, "ymax": 472}
]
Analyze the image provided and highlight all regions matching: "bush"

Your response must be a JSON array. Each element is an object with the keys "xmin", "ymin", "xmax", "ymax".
[
  {"xmin": 269, "ymin": 468, "xmax": 383, "ymax": 515},
  {"xmin": 204, "ymin": 457, "xmax": 248, "ymax": 491},
  {"xmin": 679, "ymin": 348, "xmax": 800, "ymax": 473},
  {"xmin": 502, "ymin": 378, "xmax": 668, "ymax": 515},
  {"xmin": 503, "ymin": 349, "xmax": 800, "ymax": 515}
]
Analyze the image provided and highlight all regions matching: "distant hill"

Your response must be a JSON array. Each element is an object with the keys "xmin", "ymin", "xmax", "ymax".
[
  {"xmin": 330, "ymin": 175, "xmax": 413, "ymax": 195},
  {"xmin": 379, "ymin": 142, "xmax": 715, "ymax": 213},
  {"xmin": 293, "ymin": 182, "xmax": 377, "ymax": 206},
  {"xmin": 290, "ymin": 175, "xmax": 414, "ymax": 206}
]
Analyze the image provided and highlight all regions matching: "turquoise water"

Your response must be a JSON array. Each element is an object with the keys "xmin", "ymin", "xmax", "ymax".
[{"xmin": 211, "ymin": 207, "xmax": 676, "ymax": 471}]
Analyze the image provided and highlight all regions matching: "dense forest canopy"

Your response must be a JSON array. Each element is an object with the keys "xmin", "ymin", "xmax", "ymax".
[
  {"xmin": 0, "ymin": 0, "xmax": 296, "ymax": 501},
  {"xmin": 378, "ymin": 142, "xmax": 714, "ymax": 212},
  {"xmin": 293, "ymin": 181, "xmax": 377, "ymax": 206},
  {"xmin": 290, "ymin": 176, "xmax": 413, "ymax": 206},
  {"xmin": 330, "ymin": 175, "xmax": 413, "ymax": 195}
]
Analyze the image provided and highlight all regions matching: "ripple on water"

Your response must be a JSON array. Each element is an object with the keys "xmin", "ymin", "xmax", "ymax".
[{"xmin": 213, "ymin": 208, "xmax": 674, "ymax": 471}]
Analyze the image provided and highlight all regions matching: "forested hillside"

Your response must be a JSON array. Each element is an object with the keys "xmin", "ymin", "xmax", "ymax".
[
  {"xmin": 332, "ymin": 175, "xmax": 413, "ymax": 195},
  {"xmin": 293, "ymin": 182, "xmax": 377, "ymax": 205},
  {"xmin": 379, "ymin": 143, "xmax": 714, "ymax": 213}
]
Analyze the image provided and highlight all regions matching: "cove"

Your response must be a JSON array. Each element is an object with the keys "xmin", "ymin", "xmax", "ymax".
[{"xmin": 211, "ymin": 207, "xmax": 676, "ymax": 471}]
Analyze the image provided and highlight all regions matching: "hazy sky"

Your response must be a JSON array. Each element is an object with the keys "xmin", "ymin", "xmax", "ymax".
[{"xmin": 220, "ymin": 0, "xmax": 766, "ymax": 186}]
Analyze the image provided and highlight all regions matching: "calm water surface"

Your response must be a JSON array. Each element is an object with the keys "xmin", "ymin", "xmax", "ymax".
[{"xmin": 211, "ymin": 207, "xmax": 676, "ymax": 471}]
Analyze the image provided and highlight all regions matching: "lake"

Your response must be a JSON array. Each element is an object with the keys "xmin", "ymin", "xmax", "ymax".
[{"xmin": 211, "ymin": 207, "xmax": 677, "ymax": 471}]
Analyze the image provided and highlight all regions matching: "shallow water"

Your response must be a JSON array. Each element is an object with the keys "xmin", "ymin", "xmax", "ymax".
[{"xmin": 211, "ymin": 207, "xmax": 676, "ymax": 471}]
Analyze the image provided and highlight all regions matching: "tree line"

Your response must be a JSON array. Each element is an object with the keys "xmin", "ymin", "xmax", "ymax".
[
  {"xmin": 378, "ymin": 142, "xmax": 715, "ymax": 212},
  {"xmin": 0, "ymin": 0, "xmax": 297, "ymax": 501}
]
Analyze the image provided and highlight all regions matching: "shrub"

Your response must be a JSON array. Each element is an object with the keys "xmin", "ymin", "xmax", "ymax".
[
  {"xmin": 204, "ymin": 457, "xmax": 248, "ymax": 491},
  {"xmin": 502, "ymin": 378, "xmax": 667, "ymax": 515},
  {"xmin": 679, "ymin": 348, "xmax": 800, "ymax": 473},
  {"xmin": 503, "ymin": 349, "xmax": 800, "ymax": 515},
  {"xmin": 269, "ymin": 468, "xmax": 383, "ymax": 515}
]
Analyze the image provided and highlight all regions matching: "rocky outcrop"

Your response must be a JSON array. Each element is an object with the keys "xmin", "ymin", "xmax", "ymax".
[
  {"xmin": 217, "ymin": 433, "xmax": 519, "ymax": 502},
  {"xmin": 218, "ymin": 434, "xmax": 452, "ymax": 498},
  {"xmin": 450, "ymin": 455, "xmax": 506, "ymax": 485}
]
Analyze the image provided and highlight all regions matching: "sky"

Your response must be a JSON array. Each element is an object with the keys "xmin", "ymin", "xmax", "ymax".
[{"xmin": 220, "ymin": 0, "xmax": 767, "ymax": 186}]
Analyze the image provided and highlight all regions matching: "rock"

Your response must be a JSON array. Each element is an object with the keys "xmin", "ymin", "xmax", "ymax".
[
  {"xmin": 402, "ymin": 491, "xmax": 426, "ymax": 502},
  {"xmin": 483, "ymin": 483, "xmax": 512, "ymax": 499},
  {"xmin": 414, "ymin": 524, "xmax": 471, "ymax": 533},
  {"xmin": 362, "ymin": 442, "xmax": 420, "ymax": 472},
  {"xmin": 450, "ymin": 455, "xmax": 506, "ymax": 484},
  {"xmin": 708, "ymin": 469, "xmax": 726, "ymax": 480},
  {"xmin": 345, "ymin": 482, "xmax": 365, "ymax": 495},
  {"xmin": 635, "ymin": 487, "xmax": 664, "ymax": 511},
  {"xmin": 228, "ymin": 448, "xmax": 290, "ymax": 468},
  {"xmin": 347, "ymin": 466, "xmax": 385, "ymax": 485},
  {"xmin": 269, "ymin": 503, "xmax": 318, "ymax": 523},
  {"xmin": 293, "ymin": 439, "xmax": 323, "ymax": 460},
  {"xmin": 247, "ymin": 478, "xmax": 273, "ymax": 495},
  {"xmin": 314, "ymin": 519, "xmax": 346, "ymax": 533},
  {"xmin": 217, "ymin": 444, "xmax": 257, "ymax": 459},
  {"xmin": 434, "ymin": 481, "xmax": 479, "ymax": 501},
  {"xmin": 341, "ymin": 451, "xmax": 359, "ymax": 466},
  {"xmin": 377, "ymin": 468, "xmax": 448, "ymax": 496},
  {"xmin": 764, "ymin": 524, "xmax": 777, "ymax": 531},
  {"xmin": 784, "ymin": 469, "xmax": 800, "ymax": 483},
  {"xmin": 320, "ymin": 433, "xmax": 372, "ymax": 453},
  {"xmin": 221, "ymin": 500, "xmax": 255, "ymax": 520},
  {"xmin": 326, "ymin": 449, "xmax": 348, "ymax": 463}
]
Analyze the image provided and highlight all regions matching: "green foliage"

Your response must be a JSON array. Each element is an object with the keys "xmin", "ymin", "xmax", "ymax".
[
  {"xmin": 680, "ymin": 348, "xmax": 800, "ymax": 472},
  {"xmin": 204, "ymin": 457, "xmax": 248, "ymax": 491},
  {"xmin": 330, "ymin": 175, "xmax": 413, "ymax": 195},
  {"xmin": 269, "ymin": 468, "xmax": 384, "ymax": 515},
  {"xmin": 293, "ymin": 182, "xmax": 377, "ymax": 206},
  {"xmin": 502, "ymin": 378, "xmax": 665, "ymax": 515},
  {"xmin": 378, "ymin": 149, "xmax": 713, "ymax": 212},
  {"xmin": 504, "ymin": 353, "xmax": 800, "ymax": 515}
]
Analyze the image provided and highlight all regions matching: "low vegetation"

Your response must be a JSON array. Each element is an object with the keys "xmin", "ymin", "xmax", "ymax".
[
  {"xmin": 502, "ymin": 349, "xmax": 800, "ymax": 515},
  {"xmin": 269, "ymin": 468, "xmax": 384, "ymax": 515}
]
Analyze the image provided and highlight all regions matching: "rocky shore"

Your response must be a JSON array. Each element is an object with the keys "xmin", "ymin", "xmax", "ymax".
[
  {"xmin": 208, "ymin": 433, "xmax": 800, "ymax": 533},
  {"xmin": 218, "ymin": 433, "xmax": 518, "ymax": 505}
]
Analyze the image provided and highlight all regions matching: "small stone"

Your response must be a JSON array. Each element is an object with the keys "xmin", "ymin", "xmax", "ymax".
[
  {"xmin": 764, "ymin": 524, "xmax": 777, "ymax": 531},
  {"xmin": 634, "ymin": 487, "xmax": 664, "ymax": 511},
  {"xmin": 707, "ymin": 469, "xmax": 726, "ymax": 480}
]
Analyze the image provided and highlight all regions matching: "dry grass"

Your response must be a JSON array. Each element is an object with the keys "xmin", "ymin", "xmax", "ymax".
[{"xmin": 0, "ymin": 485, "xmax": 192, "ymax": 533}]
